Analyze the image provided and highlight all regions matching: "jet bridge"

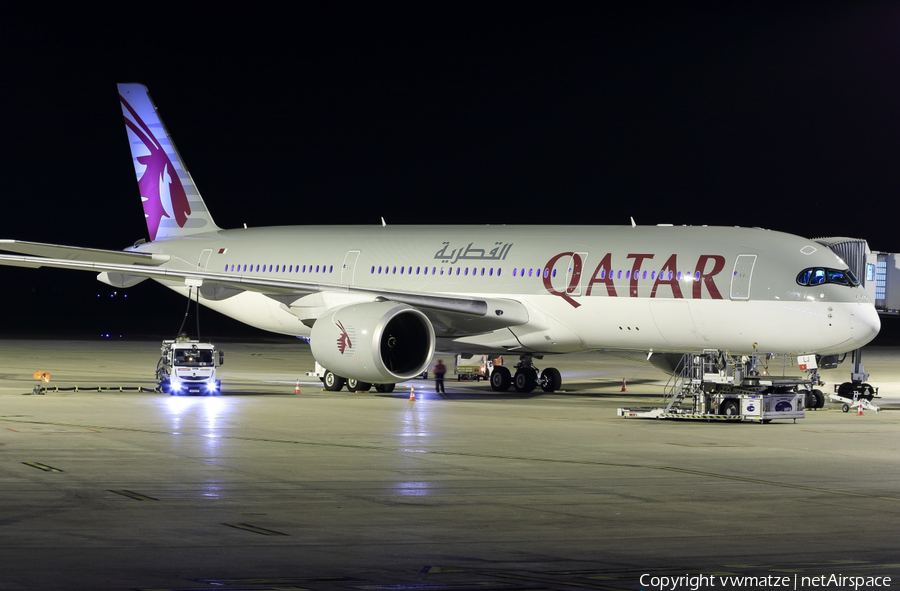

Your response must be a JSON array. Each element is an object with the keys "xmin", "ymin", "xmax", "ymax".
[
  {"xmin": 813, "ymin": 237, "xmax": 898, "ymax": 400},
  {"xmin": 812, "ymin": 236, "xmax": 898, "ymax": 313}
]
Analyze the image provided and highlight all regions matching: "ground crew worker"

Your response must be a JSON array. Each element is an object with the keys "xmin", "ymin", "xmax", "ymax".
[{"xmin": 434, "ymin": 359, "xmax": 447, "ymax": 394}]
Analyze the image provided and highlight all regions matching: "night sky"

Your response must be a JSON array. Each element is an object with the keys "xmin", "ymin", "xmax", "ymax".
[{"xmin": 3, "ymin": 3, "xmax": 899, "ymax": 338}]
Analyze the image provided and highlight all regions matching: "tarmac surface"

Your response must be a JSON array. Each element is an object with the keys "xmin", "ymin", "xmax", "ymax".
[{"xmin": 1, "ymin": 338, "xmax": 899, "ymax": 591}]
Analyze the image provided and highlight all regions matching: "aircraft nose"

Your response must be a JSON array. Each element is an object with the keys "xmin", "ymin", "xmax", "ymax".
[{"xmin": 850, "ymin": 303, "xmax": 881, "ymax": 347}]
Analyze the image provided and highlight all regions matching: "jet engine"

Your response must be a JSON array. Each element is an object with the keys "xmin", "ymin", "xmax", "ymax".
[{"xmin": 310, "ymin": 301, "xmax": 435, "ymax": 383}]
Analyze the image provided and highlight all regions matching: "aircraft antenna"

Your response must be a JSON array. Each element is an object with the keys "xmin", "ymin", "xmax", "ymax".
[
  {"xmin": 381, "ymin": 217, "xmax": 387, "ymax": 227},
  {"xmin": 630, "ymin": 217, "xmax": 636, "ymax": 228}
]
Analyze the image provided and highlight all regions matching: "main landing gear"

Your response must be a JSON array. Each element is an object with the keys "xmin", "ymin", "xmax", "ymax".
[
  {"xmin": 321, "ymin": 369, "xmax": 395, "ymax": 393},
  {"xmin": 490, "ymin": 356, "xmax": 562, "ymax": 393}
]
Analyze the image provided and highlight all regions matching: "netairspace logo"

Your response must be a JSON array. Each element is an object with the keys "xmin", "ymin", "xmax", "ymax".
[{"xmin": 639, "ymin": 573, "xmax": 892, "ymax": 591}]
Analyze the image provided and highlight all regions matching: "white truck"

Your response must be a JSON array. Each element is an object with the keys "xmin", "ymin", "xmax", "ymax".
[
  {"xmin": 157, "ymin": 340, "xmax": 224, "ymax": 395},
  {"xmin": 454, "ymin": 354, "xmax": 490, "ymax": 381}
]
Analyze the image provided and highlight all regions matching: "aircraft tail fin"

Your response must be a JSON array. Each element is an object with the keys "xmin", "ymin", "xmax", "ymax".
[{"xmin": 118, "ymin": 83, "xmax": 221, "ymax": 241}]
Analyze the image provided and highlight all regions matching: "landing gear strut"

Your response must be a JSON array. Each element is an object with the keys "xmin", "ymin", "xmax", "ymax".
[{"xmin": 831, "ymin": 349, "xmax": 877, "ymax": 405}]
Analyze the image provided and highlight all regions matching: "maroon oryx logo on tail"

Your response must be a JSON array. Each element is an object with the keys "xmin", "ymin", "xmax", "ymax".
[
  {"xmin": 120, "ymin": 92, "xmax": 192, "ymax": 241},
  {"xmin": 336, "ymin": 321, "xmax": 352, "ymax": 354}
]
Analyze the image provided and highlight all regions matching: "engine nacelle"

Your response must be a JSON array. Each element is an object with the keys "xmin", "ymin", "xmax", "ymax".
[{"xmin": 310, "ymin": 301, "xmax": 435, "ymax": 383}]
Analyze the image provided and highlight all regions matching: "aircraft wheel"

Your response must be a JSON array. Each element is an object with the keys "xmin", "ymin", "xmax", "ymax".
[
  {"xmin": 540, "ymin": 367, "xmax": 562, "ymax": 392},
  {"xmin": 798, "ymin": 389, "xmax": 810, "ymax": 409},
  {"xmin": 490, "ymin": 367, "xmax": 511, "ymax": 392},
  {"xmin": 842, "ymin": 404, "xmax": 850, "ymax": 413},
  {"xmin": 720, "ymin": 399, "xmax": 740, "ymax": 416},
  {"xmin": 514, "ymin": 368, "xmax": 538, "ymax": 393},
  {"xmin": 812, "ymin": 389, "xmax": 825, "ymax": 409},
  {"xmin": 837, "ymin": 382, "xmax": 854, "ymax": 399},
  {"xmin": 323, "ymin": 370, "xmax": 345, "ymax": 391},
  {"xmin": 375, "ymin": 383, "xmax": 395, "ymax": 393},
  {"xmin": 861, "ymin": 383, "xmax": 875, "ymax": 401},
  {"xmin": 346, "ymin": 378, "xmax": 372, "ymax": 392}
]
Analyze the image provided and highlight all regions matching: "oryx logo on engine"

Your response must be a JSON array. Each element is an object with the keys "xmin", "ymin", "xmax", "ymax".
[{"xmin": 335, "ymin": 321, "xmax": 352, "ymax": 354}]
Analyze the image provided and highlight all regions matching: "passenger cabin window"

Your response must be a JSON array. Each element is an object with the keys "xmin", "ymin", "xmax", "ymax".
[{"xmin": 796, "ymin": 267, "xmax": 859, "ymax": 287}]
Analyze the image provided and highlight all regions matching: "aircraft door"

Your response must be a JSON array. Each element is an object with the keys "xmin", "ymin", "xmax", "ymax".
[
  {"xmin": 341, "ymin": 250, "xmax": 360, "ymax": 285},
  {"xmin": 197, "ymin": 249, "xmax": 212, "ymax": 270},
  {"xmin": 730, "ymin": 254, "xmax": 757, "ymax": 300}
]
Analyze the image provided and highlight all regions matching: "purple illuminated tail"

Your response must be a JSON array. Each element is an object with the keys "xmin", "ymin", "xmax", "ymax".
[{"xmin": 118, "ymin": 83, "xmax": 220, "ymax": 241}]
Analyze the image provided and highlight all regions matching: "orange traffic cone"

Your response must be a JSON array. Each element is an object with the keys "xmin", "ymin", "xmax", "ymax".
[
  {"xmin": 621, "ymin": 378, "xmax": 627, "ymax": 392},
  {"xmin": 409, "ymin": 386, "xmax": 416, "ymax": 402},
  {"xmin": 294, "ymin": 379, "xmax": 301, "ymax": 395},
  {"xmin": 857, "ymin": 401, "xmax": 864, "ymax": 416}
]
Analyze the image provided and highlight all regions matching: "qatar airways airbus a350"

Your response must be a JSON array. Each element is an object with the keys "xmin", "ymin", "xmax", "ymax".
[{"xmin": 0, "ymin": 84, "xmax": 880, "ymax": 394}]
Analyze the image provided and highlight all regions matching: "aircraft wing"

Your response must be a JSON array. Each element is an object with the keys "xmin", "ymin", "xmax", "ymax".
[
  {"xmin": 0, "ymin": 246, "xmax": 529, "ymax": 334},
  {"xmin": 0, "ymin": 240, "xmax": 170, "ymax": 265}
]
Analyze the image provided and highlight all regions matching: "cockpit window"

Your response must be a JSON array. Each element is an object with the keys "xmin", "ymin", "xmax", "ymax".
[{"xmin": 797, "ymin": 267, "xmax": 860, "ymax": 288}]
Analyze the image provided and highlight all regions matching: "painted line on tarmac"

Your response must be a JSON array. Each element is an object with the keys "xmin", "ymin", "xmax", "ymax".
[
  {"xmin": 22, "ymin": 461, "xmax": 63, "ymax": 472},
  {"xmin": 222, "ymin": 522, "xmax": 289, "ymax": 536},
  {"xmin": 109, "ymin": 489, "xmax": 158, "ymax": 501},
  {"xmin": 3, "ymin": 416, "xmax": 899, "ymax": 503}
]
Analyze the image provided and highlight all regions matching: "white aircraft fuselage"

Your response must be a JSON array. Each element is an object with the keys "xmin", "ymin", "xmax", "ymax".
[{"xmin": 134, "ymin": 223, "xmax": 879, "ymax": 357}]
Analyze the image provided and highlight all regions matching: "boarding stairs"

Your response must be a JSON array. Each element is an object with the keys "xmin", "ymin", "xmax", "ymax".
[{"xmin": 661, "ymin": 353, "xmax": 702, "ymax": 414}]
